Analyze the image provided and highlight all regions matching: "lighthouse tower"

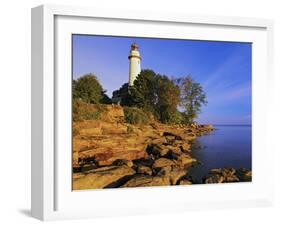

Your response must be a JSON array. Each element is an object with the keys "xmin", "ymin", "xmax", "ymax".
[{"xmin": 128, "ymin": 43, "xmax": 141, "ymax": 86}]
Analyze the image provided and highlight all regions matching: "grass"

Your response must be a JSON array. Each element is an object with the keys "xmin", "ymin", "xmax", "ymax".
[
  {"xmin": 124, "ymin": 107, "xmax": 151, "ymax": 125},
  {"xmin": 73, "ymin": 99, "xmax": 106, "ymax": 121}
]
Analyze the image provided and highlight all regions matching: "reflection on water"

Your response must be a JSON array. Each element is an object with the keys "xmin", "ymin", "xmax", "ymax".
[{"xmin": 188, "ymin": 125, "xmax": 252, "ymax": 183}]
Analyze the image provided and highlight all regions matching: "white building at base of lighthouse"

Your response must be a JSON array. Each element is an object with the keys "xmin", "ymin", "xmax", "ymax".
[{"xmin": 128, "ymin": 43, "xmax": 141, "ymax": 86}]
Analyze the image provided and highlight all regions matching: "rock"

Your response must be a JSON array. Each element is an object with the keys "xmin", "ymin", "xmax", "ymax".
[
  {"xmin": 175, "ymin": 154, "xmax": 196, "ymax": 167},
  {"xmin": 101, "ymin": 105, "xmax": 124, "ymax": 122},
  {"xmin": 236, "ymin": 168, "xmax": 252, "ymax": 182},
  {"xmin": 165, "ymin": 166, "xmax": 187, "ymax": 185},
  {"xmin": 156, "ymin": 165, "xmax": 188, "ymax": 185},
  {"xmin": 205, "ymin": 174, "xmax": 224, "ymax": 184},
  {"xmin": 165, "ymin": 136, "xmax": 176, "ymax": 144},
  {"xmin": 159, "ymin": 148, "xmax": 171, "ymax": 157},
  {"xmin": 78, "ymin": 142, "xmax": 148, "ymax": 167},
  {"xmin": 205, "ymin": 167, "xmax": 251, "ymax": 183},
  {"xmin": 73, "ymin": 151, "xmax": 79, "ymax": 164},
  {"xmin": 79, "ymin": 127, "xmax": 102, "ymax": 136},
  {"xmin": 122, "ymin": 175, "xmax": 170, "ymax": 187},
  {"xmin": 225, "ymin": 174, "xmax": 239, "ymax": 182},
  {"xmin": 73, "ymin": 165, "xmax": 136, "ymax": 190},
  {"xmin": 221, "ymin": 168, "xmax": 236, "ymax": 177},
  {"xmin": 80, "ymin": 163, "xmax": 98, "ymax": 172},
  {"xmin": 133, "ymin": 157, "xmax": 155, "ymax": 168},
  {"xmin": 180, "ymin": 143, "xmax": 191, "ymax": 153},
  {"xmin": 73, "ymin": 173, "xmax": 86, "ymax": 180},
  {"xmin": 152, "ymin": 158, "xmax": 176, "ymax": 169},
  {"xmin": 151, "ymin": 137, "xmax": 167, "ymax": 145},
  {"xmin": 179, "ymin": 179, "xmax": 192, "ymax": 185},
  {"xmin": 101, "ymin": 122, "xmax": 128, "ymax": 134},
  {"xmin": 157, "ymin": 165, "xmax": 172, "ymax": 175},
  {"xmin": 148, "ymin": 144, "xmax": 170, "ymax": 157},
  {"xmin": 173, "ymin": 140, "xmax": 184, "ymax": 146},
  {"xmin": 75, "ymin": 120, "xmax": 102, "ymax": 136},
  {"xmin": 113, "ymin": 159, "xmax": 133, "ymax": 168},
  {"xmin": 165, "ymin": 145, "xmax": 182, "ymax": 155},
  {"xmin": 163, "ymin": 131, "xmax": 183, "ymax": 140},
  {"xmin": 191, "ymin": 123, "xmax": 199, "ymax": 129},
  {"xmin": 137, "ymin": 165, "xmax": 153, "ymax": 175},
  {"xmin": 210, "ymin": 168, "xmax": 223, "ymax": 174},
  {"xmin": 245, "ymin": 171, "xmax": 252, "ymax": 178}
]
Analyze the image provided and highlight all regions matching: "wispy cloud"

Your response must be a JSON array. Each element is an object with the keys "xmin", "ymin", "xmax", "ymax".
[
  {"xmin": 202, "ymin": 48, "xmax": 250, "ymax": 95},
  {"xmin": 207, "ymin": 82, "xmax": 251, "ymax": 104}
]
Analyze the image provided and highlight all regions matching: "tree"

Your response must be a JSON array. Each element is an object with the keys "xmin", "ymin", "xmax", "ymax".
[
  {"xmin": 101, "ymin": 92, "xmax": 112, "ymax": 104},
  {"xmin": 155, "ymin": 75, "xmax": 181, "ymax": 123},
  {"xmin": 176, "ymin": 76, "xmax": 207, "ymax": 124},
  {"xmin": 129, "ymin": 69, "xmax": 158, "ymax": 115},
  {"xmin": 112, "ymin": 83, "xmax": 132, "ymax": 105},
  {"xmin": 129, "ymin": 69, "xmax": 181, "ymax": 124},
  {"xmin": 73, "ymin": 74, "xmax": 105, "ymax": 104}
]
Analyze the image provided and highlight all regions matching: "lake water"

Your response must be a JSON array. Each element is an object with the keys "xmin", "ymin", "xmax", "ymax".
[{"xmin": 188, "ymin": 125, "xmax": 252, "ymax": 183}]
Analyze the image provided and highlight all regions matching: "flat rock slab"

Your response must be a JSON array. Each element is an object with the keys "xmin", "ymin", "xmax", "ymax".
[
  {"xmin": 152, "ymin": 158, "xmax": 176, "ymax": 169},
  {"xmin": 122, "ymin": 175, "xmax": 170, "ymax": 187},
  {"xmin": 73, "ymin": 165, "xmax": 136, "ymax": 190}
]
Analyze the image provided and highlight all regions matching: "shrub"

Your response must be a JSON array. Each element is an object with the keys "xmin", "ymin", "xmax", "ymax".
[
  {"xmin": 124, "ymin": 107, "xmax": 150, "ymax": 125},
  {"xmin": 160, "ymin": 109, "xmax": 184, "ymax": 125},
  {"xmin": 73, "ymin": 74, "xmax": 105, "ymax": 104},
  {"xmin": 73, "ymin": 100, "xmax": 105, "ymax": 121}
]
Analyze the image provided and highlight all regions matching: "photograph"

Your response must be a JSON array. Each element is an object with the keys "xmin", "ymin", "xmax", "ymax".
[{"xmin": 72, "ymin": 35, "xmax": 252, "ymax": 190}]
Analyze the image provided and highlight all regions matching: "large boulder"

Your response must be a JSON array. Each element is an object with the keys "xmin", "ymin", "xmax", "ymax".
[
  {"xmin": 175, "ymin": 154, "xmax": 196, "ymax": 167},
  {"xmin": 165, "ymin": 145, "xmax": 182, "ymax": 155},
  {"xmin": 148, "ymin": 144, "xmax": 170, "ymax": 157},
  {"xmin": 122, "ymin": 175, "xmax": 170, "ymax": 187},
  {"xmin": 73, "ymin": 165, "xmax": 136, "ymax": 190},
  {"xmin": 180, "ymin": 143, "xmax": 191, "ymax": 153},
  {"xmin": 77, "ymin": 138, "xmax": 149, "ymax": 166},
  {"xmin": 236, "ymin": 168, "xmax": 252, "ymax": 182},
  {"xmin": 205, "ymin": 174, "xmax": 224, "ymax": 184},
  {"xmin": 137, "ymin": 165, "xmax": 153, "ymax": 175},
  {"xmin": 163, "ymin": 166, "xmax": 187, "ymax": 185},
  {"xmin": 179, "ymin": 179, "xmax": 192, "ymax": 185},
  {"xmin": 151, "ymin": 137, "xmax": 167, "ymax": 145},
  {"xmin": 112, "ymin": 159, "xmax": 134, "ymax": 168},
  {"xmin": 152, "ymin": 158, "xmax": 176, "ymax": 169}
]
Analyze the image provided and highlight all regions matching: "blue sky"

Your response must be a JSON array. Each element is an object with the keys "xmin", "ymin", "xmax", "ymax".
[{"xmin": 73, "ymin": 35, "xmax": 252, "ymax": 125}]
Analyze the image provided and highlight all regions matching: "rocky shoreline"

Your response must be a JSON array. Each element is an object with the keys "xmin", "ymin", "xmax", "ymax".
[{"xmin": 72, "ymin": 105, "xmax": 251, "ymax": 190}]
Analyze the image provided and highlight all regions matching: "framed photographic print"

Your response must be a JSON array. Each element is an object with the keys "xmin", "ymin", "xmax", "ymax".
[{"xmin": 31, "ymin": 4, "xmax": 274, "ymax": 221}]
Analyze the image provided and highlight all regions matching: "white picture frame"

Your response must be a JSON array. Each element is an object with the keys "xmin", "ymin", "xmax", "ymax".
[{"xmin": 31, "ymin": 4, "xmax": 274, "ymax": 221}]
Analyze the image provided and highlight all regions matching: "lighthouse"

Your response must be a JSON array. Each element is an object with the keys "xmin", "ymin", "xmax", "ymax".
[{"xmin": 128, "ymin": 43, "xmax": 141, "ymax": 86}]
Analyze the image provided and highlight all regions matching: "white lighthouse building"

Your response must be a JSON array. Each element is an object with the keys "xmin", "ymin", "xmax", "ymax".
[{"xmin": 128, "ymin": 43, "xmax": 141, "ymax": 86}]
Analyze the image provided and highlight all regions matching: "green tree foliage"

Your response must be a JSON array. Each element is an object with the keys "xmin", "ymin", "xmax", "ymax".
[
  {"xmin": 129, "ymin": 70, "xmax": 181, "ymax": 124},
  {"xmin": 73, "ymin": 99, "xmax": 105, "ymax": 121},
  {"xmin": 129, "ymin": 69, "xmax": 158, "ymax": 114},
  {"xmin": 175, "ymin": 76, "xmax": 207, "ymax": 124},
  {"xmin": 112, "ymin": 83, "xmax": 132, "ymax": 105},
  {"xmin": 73, "ymin": 74, "xmax": 111, "ymax": 104},
  {"xmin": 155, "ymin": 75, "xmax": 181, "ymax": 123},
  {"xmin": 101, "ymin": 93, "xmax": 112, "ymax": 104},
  {"xmin": 124, "ymin": 107, "xmax": 150, "ymax": 125}
]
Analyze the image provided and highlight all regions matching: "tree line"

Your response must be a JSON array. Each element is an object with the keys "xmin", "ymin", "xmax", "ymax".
[{"xmin": 73, "ymin": 70, "xmax": 207, "ymax": 125}]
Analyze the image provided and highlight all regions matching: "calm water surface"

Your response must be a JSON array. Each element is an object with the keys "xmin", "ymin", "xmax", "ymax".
[{"xmin": 188, "ymin": 125, "xmax": 252, "ymax": 183}]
